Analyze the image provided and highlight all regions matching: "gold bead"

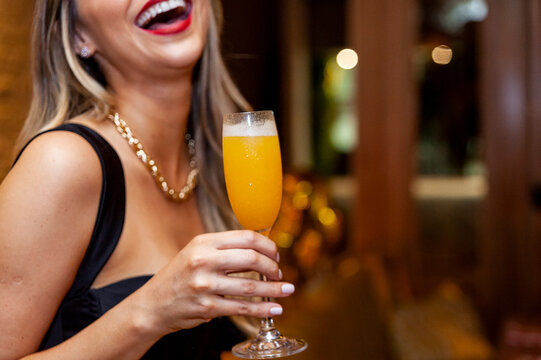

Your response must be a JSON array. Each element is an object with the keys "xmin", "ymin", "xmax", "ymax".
[{"xmin": 107, "ymin": 111, "xmax": 198, "ymax": 203}]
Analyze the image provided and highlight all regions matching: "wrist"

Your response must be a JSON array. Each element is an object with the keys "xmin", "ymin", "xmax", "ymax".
[{"xmin": 126, "ymin": 291, "xmax": 165, "ymax": 341}]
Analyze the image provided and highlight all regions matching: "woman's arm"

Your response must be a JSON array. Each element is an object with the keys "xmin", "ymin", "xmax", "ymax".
[
  {"xmin": 0, "ymin": 131, "xmax": 104, "ymax": 358},
  {"xmin": 0, "ymin": 131, "xmax": 293, "ymax": 360}
]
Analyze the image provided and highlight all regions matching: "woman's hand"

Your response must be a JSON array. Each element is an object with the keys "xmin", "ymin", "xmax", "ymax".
[{"xmin": 134, "ymin": 230, "xmax": 294, "ymax": 335}]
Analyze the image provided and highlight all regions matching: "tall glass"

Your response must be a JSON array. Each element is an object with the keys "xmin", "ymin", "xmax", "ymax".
[{"xmin": 223, "ymin": 111, "xmax": 307, "ymax": 358}]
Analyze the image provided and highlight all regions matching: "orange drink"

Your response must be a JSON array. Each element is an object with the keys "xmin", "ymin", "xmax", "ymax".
[
  {"xmin": 223, "ymin": 135, "xmax": 282, "ymax": 231},
  {"xmin": 222, "ymin": 111, "xmax": 307, "ymax": 358}
]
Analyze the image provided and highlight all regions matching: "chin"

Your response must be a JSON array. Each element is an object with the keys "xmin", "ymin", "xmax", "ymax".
[{"xmin": 162, "ymin": 37, "xmax": 206, "ymax": 72}]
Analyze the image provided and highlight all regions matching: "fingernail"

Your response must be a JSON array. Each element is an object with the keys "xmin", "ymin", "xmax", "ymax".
[
  {"xmin": 276, "ymin": 252, "xmax": 280, "ymax": 262},
  {"xmin": 278, "ymin": 269, "xmax": 283, "ymax": 279},
  {"xmin": 270, "ymin": 307, "xmax": 283, "ymax": 315},
  {"xmin": 281, "ymin": 284, "xmax": 295, "ymax": 294}
]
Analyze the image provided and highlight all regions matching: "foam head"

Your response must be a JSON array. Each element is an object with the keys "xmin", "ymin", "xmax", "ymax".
[{"xmin": 223, "ymin": 111, "xmax": 277, "ymax": 137}]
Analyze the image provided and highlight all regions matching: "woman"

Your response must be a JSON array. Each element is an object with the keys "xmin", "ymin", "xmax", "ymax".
[{"xmin": 0, "ymin": 0, "xmax": 294, "ymax": 358}]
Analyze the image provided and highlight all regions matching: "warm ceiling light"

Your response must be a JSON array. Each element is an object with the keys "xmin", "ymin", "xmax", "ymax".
[
  {"xmin": 432, "ymin": 45, "xmax": 453, "ymax": 65},
  {"xmin": 336, "ymin": 48, "xmax": 358, "ymax": 70}
]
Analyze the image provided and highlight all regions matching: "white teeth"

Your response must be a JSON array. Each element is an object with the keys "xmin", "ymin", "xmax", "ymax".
[{"xmin": 136, "ymin": 0, "xmax": 187, "ymax": 28}]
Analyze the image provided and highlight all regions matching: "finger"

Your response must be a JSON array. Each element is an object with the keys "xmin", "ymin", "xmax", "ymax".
[
  {"xmin": 211, "ymin": 296, "xmax": 285, "ymax": 318},
  {"xmin": 214, "ymin": 230, "xmax": 279, "ymax": 262},
  {"xmin": 214, "ymin": 276, "xmax": 295, "ymax": 298},
  {"xmin": 216, "ymin": 248, "xmax": 281, "ymax": 280}
]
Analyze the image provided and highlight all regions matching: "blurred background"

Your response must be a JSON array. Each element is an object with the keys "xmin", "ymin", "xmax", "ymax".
[{"xmin": 2, "ymin": 0, "xmax": 541, "ymax": 359}]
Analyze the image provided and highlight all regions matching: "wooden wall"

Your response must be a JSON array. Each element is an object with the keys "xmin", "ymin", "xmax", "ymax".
[
  {"xmin": 0, "ymin": 1, "xmax": 33, "ymax": 179},
  {"xmin": 479, "ymin": 0, "xmax": 541, "ymax": 334},
  {"xmin": 347, "ymin": 0, "xmax": 418, "ymax": 285}
]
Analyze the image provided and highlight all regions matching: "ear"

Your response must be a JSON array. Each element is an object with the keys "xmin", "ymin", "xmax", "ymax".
[{"xmin": 73, "ymin": 28, "xmax": 95, "ymax": 58}]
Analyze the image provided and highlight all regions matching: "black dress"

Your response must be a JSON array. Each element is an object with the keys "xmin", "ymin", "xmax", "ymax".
[{"xmin": 15, "ymin": 123, "xmax": 244, "ymax": 359}]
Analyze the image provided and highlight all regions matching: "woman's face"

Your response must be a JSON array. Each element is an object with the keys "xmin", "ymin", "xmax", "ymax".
[{"xmin": 74, "ymin": 0, "xmax": 210, "ymax": 83}]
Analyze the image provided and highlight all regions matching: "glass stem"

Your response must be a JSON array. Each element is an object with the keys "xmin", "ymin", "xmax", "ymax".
[
  {"xmin": 259, "ymin": 273, "xmax": 276, "ymax": 331},
  {"xmin": 255, "ymin": 228, "xmax": 280, "ymax": 337}
]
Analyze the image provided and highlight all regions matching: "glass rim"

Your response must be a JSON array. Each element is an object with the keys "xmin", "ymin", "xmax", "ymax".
[{"xmin": 223, "ymin": 110, "xmax": 274, "ymax": 123}]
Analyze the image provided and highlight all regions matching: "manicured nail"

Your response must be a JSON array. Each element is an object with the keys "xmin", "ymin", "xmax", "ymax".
[
  {"xmin": 278, "ymin": 269, "xmax": 283, "ymax": 279},
  {"xmin": 281, "ymin": 284, "xmax": 295, "ymax": 294},
  {"xmin": 276, "ymin": 252, "xmax": 280, "ymax": 262},
  {"xmin": 270, "ymin": 307, "xmax": 283, "ymax": 315}
]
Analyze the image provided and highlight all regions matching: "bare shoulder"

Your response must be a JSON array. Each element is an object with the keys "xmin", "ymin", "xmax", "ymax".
[
  {"xmin": 11, "ymin": 128, "xmax": 102, "ymax": 186},
  {"xmin": 1, "ymin": 128, "xmax": 103, "ymax": 255},
  {"xmin": 0, "ymin": 129, "xmax": 104, "ymax": 353}
]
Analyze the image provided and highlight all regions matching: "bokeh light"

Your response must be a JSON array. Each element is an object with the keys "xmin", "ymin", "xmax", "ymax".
[
  {"xmin": 336, "ymin": 48, "xmax": 358, "ymax": 70},
  {"xmin": 432, "ymin": 45, "xmax": 453, "ymax": 65}
]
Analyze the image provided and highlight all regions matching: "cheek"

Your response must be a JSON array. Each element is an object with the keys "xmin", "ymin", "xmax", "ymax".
[
  {"xmin": 75, "ymin": 1, "xmax": 125, "ymax": 47},
  {"xmin": 198, "ymin": 0, "xmax": 211, "ymax": 39}
]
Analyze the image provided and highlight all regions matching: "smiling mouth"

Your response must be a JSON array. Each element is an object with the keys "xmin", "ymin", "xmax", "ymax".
[{"xmin": 135, "ymin": 0, "xmax": 192, "ymax": 31}]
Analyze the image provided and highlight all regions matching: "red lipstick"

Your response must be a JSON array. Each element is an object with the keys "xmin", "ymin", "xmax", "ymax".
[{"xmin": 135, "ymin": 0, "xmax": 192, "ymax": 36}]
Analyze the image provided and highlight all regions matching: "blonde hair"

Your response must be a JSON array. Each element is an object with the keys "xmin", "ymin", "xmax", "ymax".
[{"xmin": 19, "ymin": 0, "xmax": 251, "ymax": 234}]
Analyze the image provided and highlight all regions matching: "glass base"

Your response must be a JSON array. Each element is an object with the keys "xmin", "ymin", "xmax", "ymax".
[{"xmin": 232, "ymin": 328, "xmax": 307, "ymax": 359}]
